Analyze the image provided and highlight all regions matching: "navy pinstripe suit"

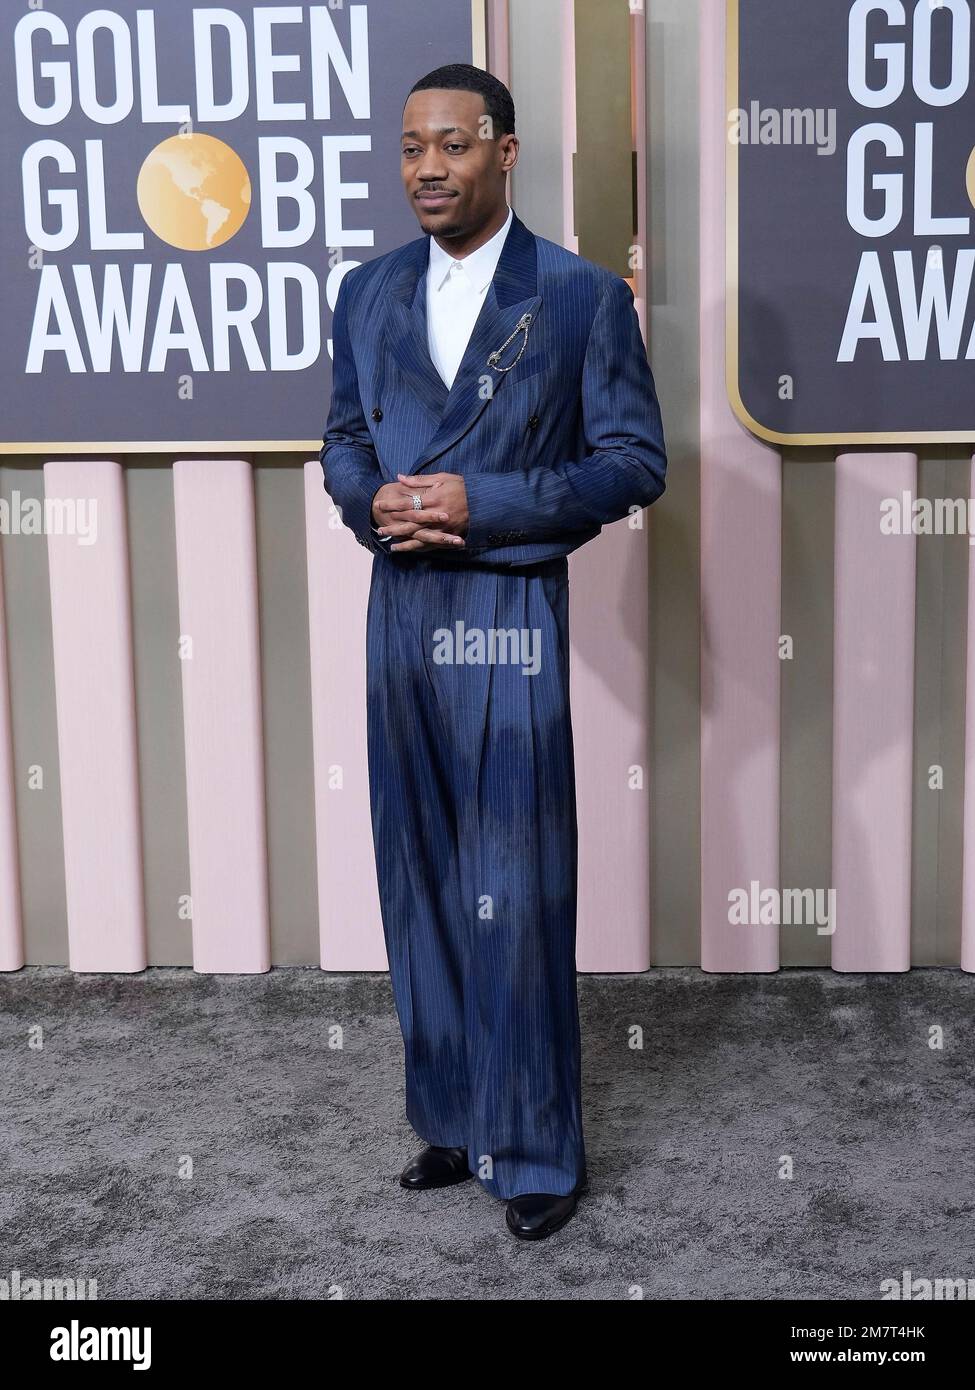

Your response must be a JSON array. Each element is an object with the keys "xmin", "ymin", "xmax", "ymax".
[{"xmin": 321, "ymin": 211, "xmax": 666, "ymax": 1199}]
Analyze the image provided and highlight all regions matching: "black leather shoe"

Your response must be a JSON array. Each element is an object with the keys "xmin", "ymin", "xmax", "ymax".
[
  {"xmin": 399, "ymin": 1145, "xmax": 471, "ymax": 1190},
  {"xmin": 505, "ymin": 1188, "xmax": 581, "ymax": 1240}
]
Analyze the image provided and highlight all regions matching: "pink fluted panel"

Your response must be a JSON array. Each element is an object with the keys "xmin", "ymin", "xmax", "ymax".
[
  {"xmin": 45, "ymin": 460, "xmax": 145, "ymax": 972},
  {"xmin": 573, "ymin": 0, "xmax": 650, "ymax": 973},
  {"xmin": 832, "ymin": 454, "xmax": 915, "ymax": 972},
  {"xmin": 0, "ymin": 549, "xmax": 24, "ymax": 970},
  {"xmin": 574, "ymin": 3, "xmax": 651, "ymax": 971},
  {"xmin": 486, "ymin": 0, "xmax": 510, "ymax": 86},
  {"xmin": 699, "ymin": 5, "xmax": 780, "ymax": 972},
  {"xmin": 303, "ymin": 463, "xmax": 385, "ymax": 971},
  {"xmin": 561, "ymin": 0, "xmax": 577, "ymax": 253},
  {"xmin": 962, "ymin": 455, "xmax": 975, "ymax": 973},
  {"xmin": 631, "ymin": 1, "xmax": 648, "ymax": 338},
  {"xmin": 573, "ymin": 526, "xmax": 651, "ymax": 972},
  {"xmin": 172, "ymin": 459, "xmax": 269, "ymax": 974}
]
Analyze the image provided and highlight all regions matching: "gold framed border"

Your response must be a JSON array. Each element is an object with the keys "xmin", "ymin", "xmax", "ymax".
[
  {"xmin": 0, "ymin": 0, "xmax": 490, "ymax": 457},
  {"xmin": 725, "ymin": 0, "xmax": 975, "ymax": 446},
  {"xmin": 0, "ymin": 439, "xmax": 327, "ymax": 456}
]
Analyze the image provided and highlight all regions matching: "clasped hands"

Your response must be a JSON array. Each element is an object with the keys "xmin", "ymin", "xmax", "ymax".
[{"xmin": 371, "ymin": 473, "xmax": 469, "ymax": 552}]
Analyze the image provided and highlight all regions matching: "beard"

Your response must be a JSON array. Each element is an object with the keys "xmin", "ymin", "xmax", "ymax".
[
  {"xmin": 422, "ymin": 217, "xmax": 469, "ymax": 240},
  {"xmin": 417, "ymin": 197, "xmax": 475, "ymax": 241}
]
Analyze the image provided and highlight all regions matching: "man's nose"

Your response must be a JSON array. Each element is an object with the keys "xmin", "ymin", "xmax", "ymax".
[{"xmin": 416, "ymin": 158, "xmax": 448, "ymax": 182}]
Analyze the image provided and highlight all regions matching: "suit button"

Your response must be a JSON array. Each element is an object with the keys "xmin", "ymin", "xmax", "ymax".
[
  {"xmin": 371, "ymin": 407, "xmax": 383, "ymax": 421},
  {"xmin": 527, "ymin": 415, "xmax": 539, "ymax": 429}
]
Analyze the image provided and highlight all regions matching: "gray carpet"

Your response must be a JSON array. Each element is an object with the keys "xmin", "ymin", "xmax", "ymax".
[{"xmin": 1, "ymin": 966, "xmax": 972, "ymax": 1300}]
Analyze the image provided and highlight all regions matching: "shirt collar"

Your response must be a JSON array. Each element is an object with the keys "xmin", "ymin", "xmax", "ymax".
[{"xmin": 428, "ymin": 205, "xmax": 513, "ymax": 293}]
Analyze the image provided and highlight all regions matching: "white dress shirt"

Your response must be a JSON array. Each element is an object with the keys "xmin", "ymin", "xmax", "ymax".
[{"xmin": 426, "ymin": 205, "xmax": 513, "ymax": 388}]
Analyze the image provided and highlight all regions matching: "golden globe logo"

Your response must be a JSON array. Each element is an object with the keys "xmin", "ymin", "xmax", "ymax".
[
  {"xmin": 137, "ymin": 134, "xmax": 251, "ymax": 252},
  {"xmin": 15, "ymin": 5, "xmax": 372, "ymax": 374}
]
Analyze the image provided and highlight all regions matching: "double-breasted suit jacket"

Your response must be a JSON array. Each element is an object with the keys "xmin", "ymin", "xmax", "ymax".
[{"xmin": 321, "ymin": 209, "xmax": 666, "ymax": 565}]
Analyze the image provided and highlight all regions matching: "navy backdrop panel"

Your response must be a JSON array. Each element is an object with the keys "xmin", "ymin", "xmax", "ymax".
[
  {"xmin": 0, "ymin": 0, "xmax": 472, "ymax": 449},
  {"xmin": 733, "ymin": 0, "xmax": 975, "ymax": 441}
]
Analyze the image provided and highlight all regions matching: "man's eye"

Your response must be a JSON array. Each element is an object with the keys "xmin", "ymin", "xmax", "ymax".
[
  {"xmin": 445, "ymin": 144, "xmax": 466, "ymax": 153},
  {"xmin": 402, "ymin": 146, "xmax": 419, "ymax": 157}
]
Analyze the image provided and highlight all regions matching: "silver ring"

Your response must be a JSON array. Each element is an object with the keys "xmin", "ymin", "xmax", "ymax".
[{"xmin": 411, "ymin": 493, "xmax": 422, "ymax": 511}]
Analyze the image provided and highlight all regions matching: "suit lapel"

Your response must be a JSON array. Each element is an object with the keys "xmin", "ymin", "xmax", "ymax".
[
  {"xmin": 384, "ymin": 236, "xmax": 451, "ymax": 419},
  {"xmin": 381, "ymin": 211, "xmax": 542, "ymax": 471}
]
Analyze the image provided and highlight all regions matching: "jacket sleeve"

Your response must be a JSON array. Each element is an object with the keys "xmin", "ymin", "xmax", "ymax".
[
  {"xmin": 320, "ymin": 271, "xmax": 386, "ymax": 552},
  {"xmin": 462, "ymin": 273, "xmax": 667, "ymax": 548}
]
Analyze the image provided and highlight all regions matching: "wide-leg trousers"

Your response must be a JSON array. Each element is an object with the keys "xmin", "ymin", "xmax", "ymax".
[{"xmin": 365, "ymin": 548, "xmax": 586, "ymax": 1200}]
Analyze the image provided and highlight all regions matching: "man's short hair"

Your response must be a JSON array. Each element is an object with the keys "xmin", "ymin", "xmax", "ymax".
[{"xmin": 407, "ymin": 63, "xmax": 515, "ymax": 137}]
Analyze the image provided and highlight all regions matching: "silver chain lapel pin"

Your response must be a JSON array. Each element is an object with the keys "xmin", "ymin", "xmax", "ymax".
[{"xmin": 487, "ymin": 312, "xmax": 533, "ymax": 372}]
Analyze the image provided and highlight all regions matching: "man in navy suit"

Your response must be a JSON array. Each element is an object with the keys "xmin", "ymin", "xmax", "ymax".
[{"xmin": 321, "ymin": 63, "xmax": 666, "ymax": 1240}]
